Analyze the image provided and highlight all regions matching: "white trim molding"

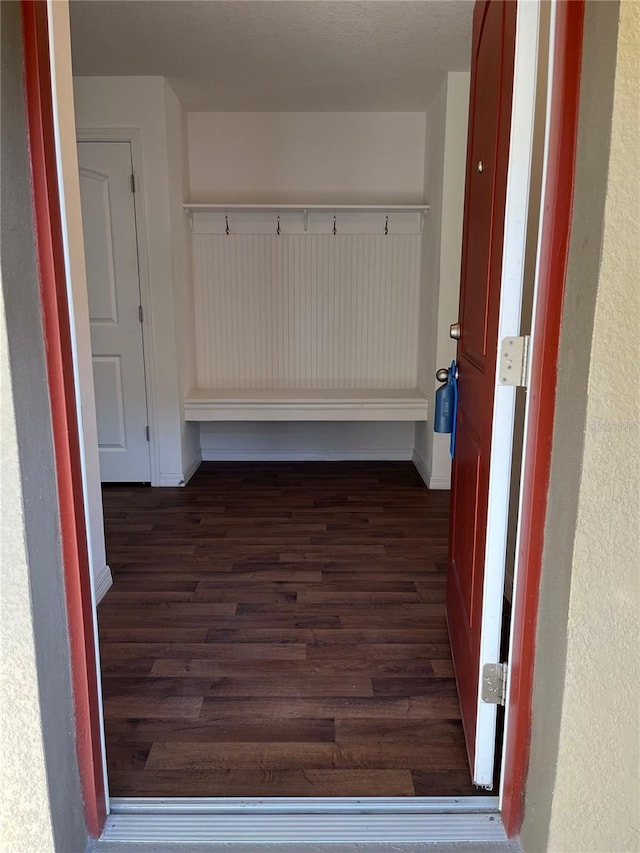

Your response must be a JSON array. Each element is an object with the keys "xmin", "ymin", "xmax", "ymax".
[
  {"xmin": 184, "ymin": 203, "xmax": 429, "ymax": 235},
  {"xmin": 412, "ymin": 446, "xmax": 431, "ymax": 487},
  {"xmin": 412, "ymin": 448, "xmax": 451, "ymax": 490},
  {"xmin": 201, "ymin": 448, "xmax": 413, "ymax": 463},
  {"xmin": 182, "ymin": 449, "xmax": 202, "ymax": 486},
  {"xmin": 159, "ymin": 473, "xmax": 188, "ymax": 487},
  {"xmin": 429, "ymin": 473, "xmax": 452, "ymax": 490},
  {"xmin": 186, "ymin": 389, "xmax": 429, "ymax": 422},
  {"xmin": 93, "ymin": 564, "xmax": 113, "ymax": 604}
]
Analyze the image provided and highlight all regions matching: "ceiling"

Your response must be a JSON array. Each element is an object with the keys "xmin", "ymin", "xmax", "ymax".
[{"xmin": 69, "ymin": 1, "xmax": 473, "ymax": 112}]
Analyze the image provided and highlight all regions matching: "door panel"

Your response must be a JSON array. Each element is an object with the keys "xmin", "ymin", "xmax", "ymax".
[
  {"xmin": 82, "ymin": 171, "xmax": 119, "ymax": 323},
  {"xmin": 460, "ymin": 4, "xmax": 504, "ymax": 368},
  {"xmin": 450, "ymin": 412, "xmax": 483, "ymax": 633},
  {"xmin": 447, "ymin": 0, "xmax": 518, "ymax": 786},
  {"xmin": 92, "ymin": 356, "xmax": 126, "ymax": 448},
  {"xmin": 78, "ymin": 140, "xmax": 151, "ymax": 482}
]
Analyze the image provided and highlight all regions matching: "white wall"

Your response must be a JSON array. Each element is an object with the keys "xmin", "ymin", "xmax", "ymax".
[
  {"xmin": 200, "ymin": 422, "xmax": 415, "ymax": 461},
  {"xmin": 164, "ymin": 81, "xmax": 200, "ymax": 479},
  {"xmin": 187, "ymin": 112, "xmax": 426, "ymax": 204},
  {"xmin": 187, "ymin": 110, "xmax": 427, "ymax": 461},
  {"xmin": 73, "ymin": 76, "xmax": 193, "ymax": 485},
  {"xmin": 414, "ymin": 73, "xmax": 470, "ymax": 488}
]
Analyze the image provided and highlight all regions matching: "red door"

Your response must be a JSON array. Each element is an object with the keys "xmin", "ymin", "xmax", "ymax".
[{"xmin": 447, "ymin": 0, "xmax": 517, "ymax": 786}]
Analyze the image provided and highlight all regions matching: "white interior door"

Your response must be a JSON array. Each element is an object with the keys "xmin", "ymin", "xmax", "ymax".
[{"xmin": 78, "ymin": 140, "xmax": 151, "ymax": 483}]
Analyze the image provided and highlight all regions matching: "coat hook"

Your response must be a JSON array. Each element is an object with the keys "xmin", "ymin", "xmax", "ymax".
[
  {"xmin": 277, "ymin": 215, "xmax": 281, "ymax": 236},
  {"xmin": 384, "ymin": 215, "xmax": 389, "ymax": 236},
  {"xmin": 225, "ymin": 215, "xmax": 230, "ymax": 235},
  {"xmin": 333, "ymin": 215, "xmax": 337, "ymax": 236}
]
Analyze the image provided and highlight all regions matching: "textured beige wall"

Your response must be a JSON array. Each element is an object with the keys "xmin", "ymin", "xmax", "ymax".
[
  {"xmin": 546, "ymin": 2, "xmax": 640, "ymax": 849},
  {"xmin": 0, "ymin": 285, "xmax": 55, "ymax": 853},
  {"xmin": 523, "ymin": 2, "xmax": 639, "ymax": 851},
  {"xmin": 1, "ymin": 3, "xmax": 88, "ymax": 849}
]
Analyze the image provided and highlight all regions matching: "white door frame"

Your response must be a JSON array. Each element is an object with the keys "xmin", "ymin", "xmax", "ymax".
[
  {"xmin": 76, "ymin": 128, "xmax": 161, "ymax": 488},
  {"xmin": 57, "ymin": 3, "xmax": 548, "ymax": 845}
]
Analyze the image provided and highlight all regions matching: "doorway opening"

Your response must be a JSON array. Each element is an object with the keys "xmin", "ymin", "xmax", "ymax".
[
  {"xmin": 71, "ymin": 0, "xmax": 539, "ymax": 807},
  {"xmin": 48, "ymin": 0, "xmax": 576, "ymax": 836}
]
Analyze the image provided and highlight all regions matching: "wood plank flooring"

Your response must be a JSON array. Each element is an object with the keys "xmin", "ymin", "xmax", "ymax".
[{"xmin": 99, "ymin": 461, "xmax": 481, "ymax": 798}]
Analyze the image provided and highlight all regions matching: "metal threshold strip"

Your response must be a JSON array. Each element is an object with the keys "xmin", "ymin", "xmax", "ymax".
[{"xmin": 102, "ymin": 796, "xmax": 505, "ymax": 844}]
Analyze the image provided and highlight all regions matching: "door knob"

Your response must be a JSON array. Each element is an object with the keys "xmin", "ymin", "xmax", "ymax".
[
  {"xmin": 436, "ymin": 364, "xmax": 458, "ymax": 382},
  {"xmin": 450, "ymin": 322, "xmax": 461, "ymax": 341}
]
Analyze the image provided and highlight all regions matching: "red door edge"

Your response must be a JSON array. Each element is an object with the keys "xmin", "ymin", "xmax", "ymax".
[
  {"xmin": 21, "ymin": 0, "xmax": 107, "ymax": 837},
  {"xmin": 500, "ymin": 0, "xmax": 585, "ymax": 838}
]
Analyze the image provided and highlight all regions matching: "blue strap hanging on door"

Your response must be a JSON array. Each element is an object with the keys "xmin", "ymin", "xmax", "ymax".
[
  {"xmin": 449, "ymin": 361, "xmax": 458, "ymax": 458},
  {"xmin": 433, "ymin": 360, "xmax": 459, "ymax": 458}
]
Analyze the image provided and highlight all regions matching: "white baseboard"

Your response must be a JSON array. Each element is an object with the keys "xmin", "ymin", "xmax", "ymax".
[
  {"xmin": 94, "ymin": 564, "xmax": 113, "ymax": 603},
  {"xmin": 201, "ymin": 448, "xmax": 413, "ymax": 462},
  {"xmin": 158, "ymin": 473, "xmax": 186, "ymax": 487},
  {"xmin": 182, "ymin": 449, "xmax": 202, "ymax": 486},
  {"xmin": 429, "ymin": 473, "xmax": 452, "ymax": 489},
  {"xmin": 412, "ymin": 448, "xmax": 451, "ymax": 490},
  {"xmin": 412, "ymin": 447, "xmax": 431, "ymax": 487}
]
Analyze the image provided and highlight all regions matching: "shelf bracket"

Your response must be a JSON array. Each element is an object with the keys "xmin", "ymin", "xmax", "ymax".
[
  {"xmin": 303, "ymin": 209, "xmax": 309, "ymax": 232},
  {"xmin": 420, "ymin": 211, "xmax": 425, "ymax": 233}
]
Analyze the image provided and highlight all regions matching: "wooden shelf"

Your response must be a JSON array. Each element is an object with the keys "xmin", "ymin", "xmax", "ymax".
[
  {"xmin": 184, "ymin": 202, "xmax": 429, "ymax": 233},
  {"xmin": 184, "ymin": 389, "xmax": 429, "ymax": 422},
  {"xmin": 183, "ymin": 203, "xmax": 430, "ymax": 213}
]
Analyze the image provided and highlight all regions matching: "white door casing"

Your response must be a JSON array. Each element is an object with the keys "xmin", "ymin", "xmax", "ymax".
[{"xmin": 78, "ymin": 140, "xmax": 151, "ymax": 482}]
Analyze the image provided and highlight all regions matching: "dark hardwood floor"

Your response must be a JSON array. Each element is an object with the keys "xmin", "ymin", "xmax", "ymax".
[{"xmin": 99, "ymin": 461, "xmax": 481, "ymax": 798}]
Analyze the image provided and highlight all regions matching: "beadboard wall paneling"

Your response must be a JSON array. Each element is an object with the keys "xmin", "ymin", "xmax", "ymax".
[{"xmin": 192, "ymin": 233, "xmax": 422, "ymax": 390}]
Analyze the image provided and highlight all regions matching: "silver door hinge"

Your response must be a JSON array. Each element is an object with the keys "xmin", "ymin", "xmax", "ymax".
[
  {"xmin": 482, "ymin": 662, "xmax": 508, "ymax": 705},
  {"xmin": 145, "ymin": 425, "xmax": 150, "ymax": 442},
  {"xmin": 499, "ymin": 336, "xmax": 530, "ymax": 387},
  {"xmin": 138, "ymin": 305, "xmax": 144, "ymax": 323},
  {"xmin": 130, "ymin": 173, "xmax": 136, "ymax": 193}
]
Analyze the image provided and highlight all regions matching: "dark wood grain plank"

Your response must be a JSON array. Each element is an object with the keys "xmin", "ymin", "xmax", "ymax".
[
  {"xmin": 198, "ymin": 697, "xmax": 462, "ymax": 720},
  {"xmin": 103, "ymin": 697, "xmax": 203, "ymax": 719},
  {"xmin": 146, "ymin": 741, "xmax": 468, "ymax": 771},
  {"xmin": 334, "ymin": 718, "xmax": 465, "ymax": 744},
  {"xmin": 107, "ymin": 769, "xmax": 415, "ymax": 797},
  {"xmin": 100, "ymin": 642, "xmax": 308, "ymax": 661},
  {"xmin": 150, "ymin": 657, "xmax": 435, "ymax": 677},
  {"xmin": 106, "ymin": 717, "xmax": 335, "ymax": 743},
  {"xmin": 204, "ymin": 628, "xmax": 450, "ymax": 644}
]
